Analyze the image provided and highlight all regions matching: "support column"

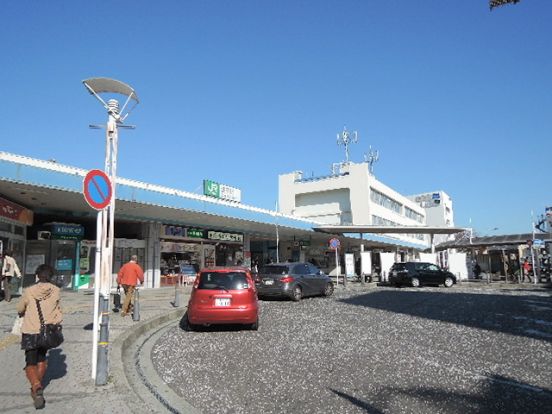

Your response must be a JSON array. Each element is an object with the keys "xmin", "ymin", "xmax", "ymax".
[{"xmin": 144, "ymin": 222, "xmax": 161, "ymax": 288}]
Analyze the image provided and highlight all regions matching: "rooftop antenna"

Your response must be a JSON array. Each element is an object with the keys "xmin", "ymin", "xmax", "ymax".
[
  {"xmin": 364, "ymin": 145, "xmax": 379, "ymax": 174},
  {"xmin": 337, "ymin": 126, "xmax": 358, "ymax": 164},
  {"xmin": 83, "ymin": 77, "xmax": 139, "ymax": 386}
]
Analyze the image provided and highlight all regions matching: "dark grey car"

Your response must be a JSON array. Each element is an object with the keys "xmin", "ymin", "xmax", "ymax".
[
  {"xmin": 256, "ymin": 262, "xmax": 334, "ymax": 301},
  {"xmin": 389, "ymin": 262, "xmax": 457, "ymax": 288}
]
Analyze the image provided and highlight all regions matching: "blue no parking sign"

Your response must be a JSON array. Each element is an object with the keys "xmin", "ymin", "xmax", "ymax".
[{"xmin": 83, "ymin": 169, "xmax": 112, "ymax": 210}]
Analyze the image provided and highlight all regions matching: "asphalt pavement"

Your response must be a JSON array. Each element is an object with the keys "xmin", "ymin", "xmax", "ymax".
[
  {"xmin": 151, "ymin": 283, "xmax": 552, "ymax": 414},
  {"xmin": 1, "ymin": 281, "xmax": 550, "ymax": 414}
]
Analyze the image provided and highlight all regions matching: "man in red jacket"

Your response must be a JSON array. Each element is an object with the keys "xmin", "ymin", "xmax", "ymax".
[{"xmin": 117, "ymin": 255, "xmax": 144, "ymax": 317}]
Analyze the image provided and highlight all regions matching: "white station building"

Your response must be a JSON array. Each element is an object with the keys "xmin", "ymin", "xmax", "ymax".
[
  {"xmin": 407, "ymin": 191, "xmax": 455, "ymax": 246},
  {"xmin": 279, "ymin": 161, "xmax": 430, "ymax": 245}
]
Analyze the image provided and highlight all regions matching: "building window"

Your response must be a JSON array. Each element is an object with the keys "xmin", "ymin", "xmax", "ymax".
[
  {"xmin": 372, "ymin": 215, "xmax": 425, "ymax": 241},
  {"xmin": 370, "ymin": 189, "xmax": 402, "ymax": 214},
  {"xmin": 405, "ymin": 206, "xmax": 424, "ymax": 223}
]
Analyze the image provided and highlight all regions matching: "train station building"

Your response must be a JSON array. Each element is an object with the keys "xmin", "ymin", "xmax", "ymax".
[{"xmin": 0, "ymin": 152, "xmax": 430, "ymax": 291}]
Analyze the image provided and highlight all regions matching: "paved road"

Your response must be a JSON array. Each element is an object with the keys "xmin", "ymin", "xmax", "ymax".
[{"xmin": 152, "ymin": 285, "xmax": 552, "ymax": 414}]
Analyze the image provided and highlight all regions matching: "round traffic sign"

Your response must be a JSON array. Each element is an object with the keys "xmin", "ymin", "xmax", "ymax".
[
  {"xmin": 329, "ymin": 238, "xmax": 340, "ymax": 250},
  {"xmin": 83, "ymin": 169, "xmax": 112, "ymax": 210}
]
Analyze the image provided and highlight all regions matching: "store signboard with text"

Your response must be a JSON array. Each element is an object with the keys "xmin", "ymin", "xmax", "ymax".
[
  {"xmin": 203, "ymin": 179, "xmax": 241, "ymax": 203},
  {"xmin": 51, "ymin": 223, "xmax": 84, "ymax": 240},
  {"xmin": 207, "ymin": 230, "xmax": 244, "ymax": 243},
  {"xmin": 0, "ymin": 195, "xmax": 33, "ymax": 225}
]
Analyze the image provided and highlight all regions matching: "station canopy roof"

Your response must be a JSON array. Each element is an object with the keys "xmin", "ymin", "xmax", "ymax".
[
  {"xmin": 314, "ymin": 225, "xmax": 466, "ymax": 235},
  {"xmin": 436, "ymin": 233, "xmax": 551, "ymax": 250},
  {"xmin": 0, "ymin": 152, "xmax": 427, "ymax": 250}
]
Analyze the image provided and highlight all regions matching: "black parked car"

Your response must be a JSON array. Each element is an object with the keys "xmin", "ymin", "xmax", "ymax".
[
  {"xmin": 256, "ymin": 262, "xmax": 334, "ymax": 301},
  {"xmin": 389, "ymin": 262, "xmax": 457, "ymax": 288}
]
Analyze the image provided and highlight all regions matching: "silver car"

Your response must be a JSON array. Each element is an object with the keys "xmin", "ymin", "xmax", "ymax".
[{"xmin": 256, "ymin": 262, "xmax": 334, "ymax": 301}]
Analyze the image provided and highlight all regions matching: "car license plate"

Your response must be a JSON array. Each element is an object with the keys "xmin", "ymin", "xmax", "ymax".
[
  {"xmin": 263, "ymin": 279, "xmax": 274, "ymax": 285},
  {"xmin": 215, "ymin": 298, "xmax": 230, "ymax": 306}
]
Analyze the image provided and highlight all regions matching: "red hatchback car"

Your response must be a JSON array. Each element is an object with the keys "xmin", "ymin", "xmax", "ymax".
[{"xmin": 186, "ymin": 267, "xmax": 259, "ymax": 330}]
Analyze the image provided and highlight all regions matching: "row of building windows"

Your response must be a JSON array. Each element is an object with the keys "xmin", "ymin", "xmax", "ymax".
[
  {"xmin": 370, "ymin": 188, "xmax": 425, "ymax": 225},
  {"xmin": 370, "ymin": 189, "xmax": 402, "ymax": 214},
  {"xmin": 371, "ymin": 215, "xmax": 425, "ymax": 241},
  {"xmin": 405, "ymin": 206, "xmax": 424, "ymax": 223}
]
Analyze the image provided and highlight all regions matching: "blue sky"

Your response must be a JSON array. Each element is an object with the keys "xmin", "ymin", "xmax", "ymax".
[{"xmin": 1, "ymin": 1, "xmax": 550, "ymax": 235}]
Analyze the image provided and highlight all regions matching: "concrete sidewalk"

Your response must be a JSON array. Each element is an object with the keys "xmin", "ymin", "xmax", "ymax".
[{"xmin": 0, "ymin": 286, "xmax": 191, "ymax": 413}]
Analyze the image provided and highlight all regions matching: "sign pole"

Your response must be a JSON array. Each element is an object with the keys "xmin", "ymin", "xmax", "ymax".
[
  {"xmin": 91, "ymin": 210, "xmax": 103, "ymax": 379},
  {"xmin": 82, "ymin": 78, "xmax": 138, "ymax": 386},
  {"xmin": 335, "ymin": 248, "xmax": 339, "ymax": 286}
]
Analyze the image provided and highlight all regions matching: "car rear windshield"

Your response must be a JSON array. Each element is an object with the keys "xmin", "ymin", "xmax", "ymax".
[
  {"xmin": 197, "ymin": 271, "xmax": 249, "ymax": 290},
  {"xmin": 391, "ymin": 263, "xmax": 407, "ymax": 271},
  {"xmin": 258, "ymin": 266, "xmax": 289, "ymax": 275}
]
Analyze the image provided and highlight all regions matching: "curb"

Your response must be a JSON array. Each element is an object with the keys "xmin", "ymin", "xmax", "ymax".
[{"xmin": 110, "ymin": 306, "xmax": 191, "ymax": 412}]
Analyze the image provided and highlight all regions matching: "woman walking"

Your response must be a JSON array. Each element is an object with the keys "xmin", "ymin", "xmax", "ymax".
[{"xmin": 17, "ymin": 264, "xmax": 63, "ymax": 409}]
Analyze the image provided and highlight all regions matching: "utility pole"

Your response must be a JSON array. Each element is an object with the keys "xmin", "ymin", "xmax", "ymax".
[{"xmin": 83, "ymin": 78, "xmax": 139, "ymax": 385}]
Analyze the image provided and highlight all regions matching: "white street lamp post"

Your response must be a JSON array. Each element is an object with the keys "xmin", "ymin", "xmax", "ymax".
[{"xmin": 83, "ymin": 78, "xmax": 139, "ymax": 385}]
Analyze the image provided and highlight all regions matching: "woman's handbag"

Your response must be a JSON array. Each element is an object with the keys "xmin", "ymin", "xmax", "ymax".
[{"xmin": 21, "ymin": 299, "xmax": 64, "ymax": 350}]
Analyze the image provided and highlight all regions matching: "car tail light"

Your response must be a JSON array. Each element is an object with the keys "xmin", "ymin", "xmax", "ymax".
[
  {"xmin": 280, "ymin": 275, "xmax": 294, "ymax": 283},
  {"xmin": 193, "ymin": 274, "xmax": 200, "ymax": 288}
]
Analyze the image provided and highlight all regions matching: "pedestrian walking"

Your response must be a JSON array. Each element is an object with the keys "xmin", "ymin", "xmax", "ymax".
[
  {"xmin": 473, "ymin": 262, "xmax": 481, "ymax": 279},
  {"xmin": 2, "ymin": 250, "xmax": 22, "ymax": 302},
  {"xmin": 117, "ymin": 255, "xmax": 144, "ymax": 317},
  {"xmin": 522, "ymin": 259, "xmax": 532, "ymax": 283},
  {"xmin": 17, "ymin": 264, "xmax": 63, "ymax": 410}
]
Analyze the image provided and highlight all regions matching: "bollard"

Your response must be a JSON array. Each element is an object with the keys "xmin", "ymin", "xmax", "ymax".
[
  {"xmin": 132, "ymin": 288, "xmax": 140, "ymax": 321},
  {"xmin": 95, "ymin": 296, "xmax": 109, "ymax": 385},
  {"xmin": 174, "ymin": 283, "xmax": 181, "ymax": 307}
]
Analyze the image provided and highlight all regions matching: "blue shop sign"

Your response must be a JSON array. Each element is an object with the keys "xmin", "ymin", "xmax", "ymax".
[
  {"xmin": 51, "ymin": 224, "xmax": 84, "ymax": 240},
  {"xmin": 56, "ymin": 259, "xmax": 73, "ymax": 271}
]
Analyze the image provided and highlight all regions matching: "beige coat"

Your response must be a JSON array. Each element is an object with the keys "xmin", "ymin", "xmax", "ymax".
[{"xmin": 17, "ymin": 282, "xmax": 63, "ymax": 334}]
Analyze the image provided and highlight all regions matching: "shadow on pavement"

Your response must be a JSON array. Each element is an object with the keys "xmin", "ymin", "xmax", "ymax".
[
  {"xmin": 43, "ymin": 348, "xmax": 67, "ymax": 389},
  {"xmin": 331, "ymin": 374, "xmax": 552, "ymax": 413},
  {"xmin": 339, "ymin": 290, "xmax": 552, "ymax": 342},
  {"xmin": 329, "ymin": 389, "xmax": 384, "ymax": 414},
  {"xmin": 178, "ymin": 313, "xmax": 254, "ymax": 333}
]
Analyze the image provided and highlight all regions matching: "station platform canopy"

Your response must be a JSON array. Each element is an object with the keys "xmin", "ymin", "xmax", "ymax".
[{"xmin": 314, "ymin": 225, "xmax": 466, "ymax": 235}]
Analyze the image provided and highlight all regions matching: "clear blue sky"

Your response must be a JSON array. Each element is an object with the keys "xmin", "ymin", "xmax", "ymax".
[{"xmin": 1, "ymin": 1, "xmax": 550, "ymax": 235}]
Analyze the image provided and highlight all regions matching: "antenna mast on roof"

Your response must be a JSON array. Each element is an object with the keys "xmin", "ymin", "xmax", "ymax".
[
  {"xmin": 337, "ymin": 126, "xmax": 358, "ymax": 164},
  {"xmin": 364, "ymin": 145, "xmax": 379, "ymax": 175}
]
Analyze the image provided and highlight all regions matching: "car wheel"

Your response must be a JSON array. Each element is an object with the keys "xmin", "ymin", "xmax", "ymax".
[
  {"xmin": 411, "ymin": 277, "xmax": 420, "ymax": 288},
  {"xmin": 183, "ymin": 313, "xmax": 197, "ymax": 331},
  {"xmin": 292, "ymin": 285, "xmax": 302, "ymax": 301},
  {"xmin": 249, "ymin": 319, "xmax": 259, "ymax": 331},
  {"xmin": 323, "ymin": 282, "xmax": 334, "ymax": 297},
  {"xmin": 365, "ymin": 275, "xmax": 372, "ymax": 283},
  {"xmin": 444, "ymin": 277, "xmax": 454, "ymax": 288}
]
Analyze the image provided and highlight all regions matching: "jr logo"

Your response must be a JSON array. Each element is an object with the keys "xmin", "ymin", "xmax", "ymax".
[{"xmin": 204, "ymin": 180, "xmax": 220, "ymax": 198}]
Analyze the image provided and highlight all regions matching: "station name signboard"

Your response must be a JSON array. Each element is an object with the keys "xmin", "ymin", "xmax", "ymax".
[{"xmin": 203, "ymin": 179, "xmax": 241, "ymax": 203}]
